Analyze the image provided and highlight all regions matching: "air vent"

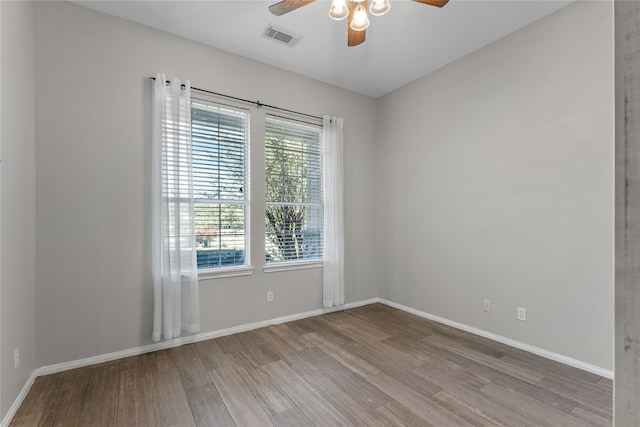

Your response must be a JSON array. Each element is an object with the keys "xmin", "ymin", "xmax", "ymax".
[{"xmin": 263, "ymin": 24, "xmax": 302, "ymax": 48}]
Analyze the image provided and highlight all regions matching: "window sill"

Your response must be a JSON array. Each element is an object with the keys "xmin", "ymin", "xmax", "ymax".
[
  {"xmin": 263, "ymin": 260, "xmax": 323, "ymax": 273},
  {"xmin": 198, "ymin": 266, "xmax": 254, "ymax": 280}
]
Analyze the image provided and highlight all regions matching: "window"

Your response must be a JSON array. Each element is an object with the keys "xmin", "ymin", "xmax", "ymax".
[
  {"xmin": 191, "ymin": 99, "xmax": 249, "ymax": 270},
  {"xmin": 265, "ymin": 115, "xmax": 323, "ymax": 264}
]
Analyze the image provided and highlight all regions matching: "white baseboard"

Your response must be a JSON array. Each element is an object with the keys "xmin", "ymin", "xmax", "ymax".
[
  {"xmin": 0, "ymin": 371, "xmax": 37, "ymax": 427},
  {"xmin": 1, "ymin": 296, "xmax": 612, "ymax": 426},
  {"xmin": 377, "ymin": 298, "xmax": 614, "ymax": 380},
  {"xmin": 35, "ymin": 297, "xmax": 378, "ymax": 378}
]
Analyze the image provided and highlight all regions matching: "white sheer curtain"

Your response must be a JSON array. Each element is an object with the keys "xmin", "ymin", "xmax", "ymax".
[
  {"xmin": 322, "ymin": 116, "xmax": 345, "ymax": 308},
  {"xmin": 152, "ymin": 72, "xmax": 200, "ymax": 342}
]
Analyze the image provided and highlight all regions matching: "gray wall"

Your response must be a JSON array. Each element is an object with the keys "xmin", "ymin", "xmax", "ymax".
[
  {"xmin": 615, "ymin": 1, "xmax": 640, "ymax": 424},
  {"xmin": 27, "ymin": 0, "xmax": 613, "ymax": 385},
  {"xmin": 0, "ymin": 0, "xmax": 37, "ymax": 417},
  {"xmin": 375, "ymin": 1, "xmax": 614, "ymax": 370},
  {"xmin": 33, "ymin": 1, "xmax": 378, "ymax": 367}
]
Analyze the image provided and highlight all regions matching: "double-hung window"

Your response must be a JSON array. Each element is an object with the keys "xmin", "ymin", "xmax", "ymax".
[
  {"xmin": 191, "ymin": 99, "xmax": 250, "ymax": 271},
  {"xmin": 265, "ymin": 115, "xmax": 323, "ymax": 264}
]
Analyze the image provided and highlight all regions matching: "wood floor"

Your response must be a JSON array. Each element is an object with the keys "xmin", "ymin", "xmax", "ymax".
[{"xmin": 11, "ymin": 303, "xmax": 612, "ymax": 426}]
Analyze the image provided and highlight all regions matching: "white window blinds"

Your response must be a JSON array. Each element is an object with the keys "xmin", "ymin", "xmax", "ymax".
[
  {"xmin": 191, "ymin": 99, "xmax": 249, "ymax": 269},
  {"xmin": 265, "ymin": 115, "xmax": 323, "ymax": 263}
]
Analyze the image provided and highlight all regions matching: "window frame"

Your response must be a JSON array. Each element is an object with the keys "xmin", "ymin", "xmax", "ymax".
[
  {"xmin": 263, "ymin": 114, "xmax": 324, "ymax": 270},
  {"xmin": 190, "ymin": 97, "xmax": 253, "ymax": 279}
]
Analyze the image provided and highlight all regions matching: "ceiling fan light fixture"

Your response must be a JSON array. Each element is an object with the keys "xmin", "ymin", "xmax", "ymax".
[
  {"xmin": 350, "ymin": 3, "xmax": 370, "ymax": 31},
  {"xmin": 369, "ymin": 0, "xmax": 390, "ymax": 16},
  {"xmin": 268, "ymin": 0, "xmax": 450, "ymax": 47},
  {"xmin": 328, "ymin": 0, "xmax": 349, "ymax": 20}
]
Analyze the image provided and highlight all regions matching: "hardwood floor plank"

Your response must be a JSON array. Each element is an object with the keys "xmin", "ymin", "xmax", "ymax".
[
  {"xmin": 35, "ymin": 370, "xmax": 90, "ymax": 427},
  {"xmin": 410, "ymin": 353, "xmax": 538, "ymax": 426},
  {"xmin": 596, "ymin": 378, "xmax": 613, "ymax": 392},
  {"xmin": 143, "ymin": 357, "xmax": 196, "ymax": 427},
  {"xmin": 11, "ymin": 303, "xmax": 612, "ymax": 427},
  {"xmin": 412, "ymin": 340, "xmax": 580, "ymax": 415},
  {"xmin": 346, "ymin": 306, "xmax": 434, "ymax": 340},
  {"xmin": 302, "ymin": 370, "xmax": 396, "ymax": 426},
  {"xmin": 11, "ymin": 411, "xmax": 43, "ymax": 427},
  {"xmin": 570, "ymin": 404, "xmax": 612, "ymax": 427},
  {"xmin": 318, "ymin": 310, "xmax": 392, "ymax": 343},
  {"xmin": 499, "ymin": 353, "xmax": 603, "ymax": 385},
  {"xmin": 184, "ymin": 383, "xmax": 235, "ymax": 427},
  {"xmin": 76, "ymin": 362, "xmax": 120, "ymax": 426},
  {"xmin": 295, "ymin": 315, "xmax": 354, "ymax": 345},
  {"xmin": 410, "ymin": 350, "xmax": 491, "ymax": 391},
  {"xmin": 35, "ymin": 388, "xmax": 86, "ymax": 426},
  {"xmin": 430, "ymin": 389, "xmax": 518, "ymax": 427},
  {"xmin": 366, "ymin": 371, "xmax": 472, "ymax": 426},
  {"xmin": 9, "ymin": 412, "xmax": 43, "ymax": 427},
  {"xmin": 170, "ymin": 344, "xmax": 212, "ymax": 390},
  {"xmin": 381, "ymin": 334, "xmax": 440, "ymax": 364},
  {"xmin": 300, "ymin": 347, "xmax": 393, "ymax": 409},
  {"xmin": 283, "ymin": 316, "xmax": 316, "ymax": 335},
  {"xmin": 379, "ymin": 362, "xmax": 443, "ymax": 399},
  {"xmin": 263, "ymin": 359, "xmax": 353, "ymax": 426},
  {"xmin": 424, "ymin": 333, "xmax": 544, "ymax": 384},
  {"xmin": 192, "ymin": 339, "xmax": 237, "ymax": 371},
  {"xmin": 117, "ymin": 365, "xmax": 156, "ymax": 426},
  {"xmin": 209, "ymin": 365, "xmax": 275, "ymax": 426},
  {"xmin": 305, "ymin": 331, "xmax": 380, "ymax": 378},
  {"xmin": 370, "ymin": 305, "xmax": 458, "ymax": 338},
  {"xmin": 480, "ymin": 382, "xmax": 586, "ymax": 427},
  {"xmin": 140, "ymin": 349, "xmax": 172, "ymax": 371},
  {"xmin": 215, "ymin": 333, "xmax": 247, "ymax": 355},
  {"xmin": 260, "ymin": 325, "xmax": 307, "ymax": 353},
  {"xmin": 266, "ymin": 323, "xmax": 314, "ymax": 351},
  {"xmin": 270, "ymin": 408, "xmax": 315, "ymax": 427},
  {"xmin": 234, "ymin": 329, "xmax": 282, "ymax": 366},
  {"xmin": 232, "ymin": 351, "xmax": 296, "ymax": 416},
  {"xmin": 11, "ymin": 377, "xmax": 52, "ymax": 418},
  {"xmin": 375, "ymin": 401, "xmax": 431, "ymax": 427},
  {"xmin": 537, "ymin": 374, "xmax": 613, "ymax": 417},
  {"xmin": 258, "ymin": 327, "xmax": 319, "ymax": 375},
  {"xmin": 345, "ymin": 340, "xmax": 424, "ymax": 373},
  {"xmin": 423, "ymin": 325, "xmax": 509, "ymax": 360}
]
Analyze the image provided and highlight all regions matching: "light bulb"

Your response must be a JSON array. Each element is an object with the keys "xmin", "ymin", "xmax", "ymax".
[
  {"xmin": 328, "ymin": 0, "xmax": 349, "ymax": 20},
  {"xmin": 369, "ymin": 0, "xmax": 390, "ymax": 16},
  {"xmin": 350, "ymin": 3, "xmax": 370, "ymax": 31}
]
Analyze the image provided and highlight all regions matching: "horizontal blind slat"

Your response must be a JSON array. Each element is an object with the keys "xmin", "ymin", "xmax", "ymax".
[
  {"xmin": 265, "ymin": 115, "xmax": 323, "ymax": 264},
  {"xmin": 192, "ymin": 99, "xmax": 249, "ymax": 269}
]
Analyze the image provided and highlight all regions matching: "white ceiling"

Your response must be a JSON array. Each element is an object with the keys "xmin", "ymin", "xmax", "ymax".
[{"xmin": 74, "ymin": 0, "xmax": 573, "ymax": 98}]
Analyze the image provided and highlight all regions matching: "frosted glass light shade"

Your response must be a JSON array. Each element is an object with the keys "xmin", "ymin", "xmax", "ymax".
[
  {"xmin": 350, "ymin": 3, "xmax": 370, "ymax": 31},
  {"xmin": 369, "ymin": 0, "xmax": 390, "ymax": 16},
  {"xmin": 328, "ymin": 0, "xmax": 349, "ymax": 20}
]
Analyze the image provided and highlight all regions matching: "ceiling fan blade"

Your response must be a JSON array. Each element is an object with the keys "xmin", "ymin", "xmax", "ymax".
[
  {"xmin": 412, "ymin": 0, "xmax": 449, "ymax": 7},
  {"xmin": 347, "ymin": 0, "xmax": 367, "ymax": 47},
  {"xmin": 347, "ymin": 26, "xmax": 366, "ymax": 47},
  {"xmin": 269, "ymin": 0, "xmax": 316, "ymax": 16}
]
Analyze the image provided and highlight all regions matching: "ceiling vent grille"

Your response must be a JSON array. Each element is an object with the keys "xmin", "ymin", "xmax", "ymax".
[{"xmin": 263, "ymin": 24, "xmax": 302, "ymax": 48}]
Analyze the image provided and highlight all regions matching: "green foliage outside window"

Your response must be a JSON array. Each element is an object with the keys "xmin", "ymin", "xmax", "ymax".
[{"xmin": 265, "ymin": 119, "xmax": 323, "ymax": 263}]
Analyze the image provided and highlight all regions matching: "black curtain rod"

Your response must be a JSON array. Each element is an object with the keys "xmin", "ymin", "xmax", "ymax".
[{"xmin": 149, "ymin": 77, "xmax": 323, "ymax": 121}]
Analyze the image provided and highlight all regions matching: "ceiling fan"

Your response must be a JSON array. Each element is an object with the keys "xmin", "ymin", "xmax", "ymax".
[{"xmin": 269, "ymin": 0, "xmax": 449, "ymax": 47}]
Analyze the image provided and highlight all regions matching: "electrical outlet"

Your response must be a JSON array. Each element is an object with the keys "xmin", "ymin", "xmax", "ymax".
[
  {"xmin": 267, "ymin": 291, "xmax": 274, "ymax": 303},
  {"xmin": 14, "ymin": 348, "xmax": 20, "ymax": 369},
  {"xmin": 483, "ymin": 299, "xmax": 491, "ymax": 312},
  {"xmin": 517, "ymin": 307, "xmax": 527, "ymax": 321}
]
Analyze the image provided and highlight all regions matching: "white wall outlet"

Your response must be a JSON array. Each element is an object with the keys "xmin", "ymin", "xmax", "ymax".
[
  {"xmin": 517, "ymin": 307, "xmax": 527, "ymax": 321},
  {"xmin": 267, "ymin": 291, "xmax": 274, "ymax": 303},
  {"xmin": 14, "ymin": 348, "xmax": 20, "ymax": 369},
  {"xmin": 483, "ymin": 299, "xmax": 491, "ymax": 312}
]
